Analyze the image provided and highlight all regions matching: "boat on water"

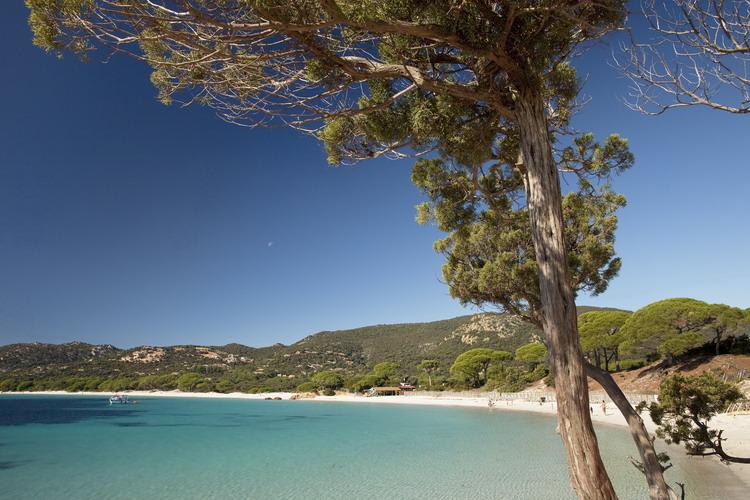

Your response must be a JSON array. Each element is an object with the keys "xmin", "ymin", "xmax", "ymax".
[{"xmin": 109, "ymin": 394, "xmax": 129, "ymax": 405}]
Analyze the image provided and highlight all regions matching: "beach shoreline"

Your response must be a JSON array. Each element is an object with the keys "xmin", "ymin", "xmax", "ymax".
[{"xmin": 4, "ymin": 389, "xmax": 749, "ymax": 492}]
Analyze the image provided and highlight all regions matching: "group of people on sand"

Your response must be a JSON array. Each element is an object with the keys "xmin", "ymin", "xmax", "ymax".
[
  {"xmin": 591, "ymin": 400, "xmax": 608, "ymax": 416},
  {"xmin": 486, "ymin": 397, "xmax": 519, "ymax": 408},
  {"xmin": 486, "ymin": 396, "xmax": 609, "ymax": 416},
  {"xmin": 487, "ymin": 398, "xmax": 509, "ymax": 408}
]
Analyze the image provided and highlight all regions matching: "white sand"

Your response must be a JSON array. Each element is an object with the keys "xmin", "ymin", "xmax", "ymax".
[{"xmin": 2, "ymin": 389, "xmax": 293, "ymax": 400}]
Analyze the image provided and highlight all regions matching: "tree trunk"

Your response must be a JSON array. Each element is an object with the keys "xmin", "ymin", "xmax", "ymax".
[
  {"xmin": 606, "ymin": 350, "xmax": 618, "ymax": 372},
  {"xmin": 615, "ymin": 351, "xmax": 621, "ymax": 372},
  {"xmin": 715, "ymin": 332, "xmax": 722, "ymax": 356},
  {"xmin": 516, "ymin": 88, "xmax": 618, "ymax": 500},
  {"xmin": 715, "ymin": 450, "xmax": 750, "ymax": 463},
  {"xmin": 586, "ymin": 363, "xmax": 671, "ymax": 499},
  {"xmin": 427, "ymin": 373, "xmax": 432, "ymax": 388},
  {"xmin": 603, "ymin": 350, "xmax": 610, "ymax": 372}
]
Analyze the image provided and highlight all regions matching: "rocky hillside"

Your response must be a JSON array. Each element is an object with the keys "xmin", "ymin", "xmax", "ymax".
[{"xmin": 0, "ymin": 312, "xmax": 551, "ymax": 380}]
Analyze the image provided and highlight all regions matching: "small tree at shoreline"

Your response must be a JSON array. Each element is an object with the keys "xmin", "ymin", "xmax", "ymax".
[{"xmin": 639, "ymin": 372, "xmax": 750, "ymax": 464}]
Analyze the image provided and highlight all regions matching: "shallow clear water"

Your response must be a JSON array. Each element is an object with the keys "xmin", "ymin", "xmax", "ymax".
[{"xmin": 0, "ymin": 395, "xmax": 717, "ymax": 499}]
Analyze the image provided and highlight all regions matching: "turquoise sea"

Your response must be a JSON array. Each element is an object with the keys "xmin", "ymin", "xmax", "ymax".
[{"xmin": 0, "ymin": 395, "xmax": 725, "ymax": 499}]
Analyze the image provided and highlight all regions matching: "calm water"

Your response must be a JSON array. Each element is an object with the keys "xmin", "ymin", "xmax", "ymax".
[{"xmin": 0, "ymin": 395, "xmax": 719, "ymax": 499}]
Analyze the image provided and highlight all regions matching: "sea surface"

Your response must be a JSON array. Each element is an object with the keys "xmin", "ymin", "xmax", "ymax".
[{"xmin": 0, "ymin": 395, "xmax": 724, "ymax": 499}]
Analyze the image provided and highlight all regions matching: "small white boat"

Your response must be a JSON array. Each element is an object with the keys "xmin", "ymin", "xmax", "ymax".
[{"xmin": 109, "ymin": 394, "xmax": 129, "ymax": 405}]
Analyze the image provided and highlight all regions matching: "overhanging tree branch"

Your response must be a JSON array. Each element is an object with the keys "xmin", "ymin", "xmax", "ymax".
[{"xmin": 619, "ymin": 0, "xmax": 750, "ymax": 114}]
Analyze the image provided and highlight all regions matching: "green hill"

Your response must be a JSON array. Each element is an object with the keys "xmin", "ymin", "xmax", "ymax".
[{"xmin": 0, "ymin": 307, "xmax": 618, "ymax": 392}]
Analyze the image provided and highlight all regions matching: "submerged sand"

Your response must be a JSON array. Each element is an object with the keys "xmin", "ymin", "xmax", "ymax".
[{"xmin": 5, "ymin": 389, "xmax": 749, "ymax": 493}]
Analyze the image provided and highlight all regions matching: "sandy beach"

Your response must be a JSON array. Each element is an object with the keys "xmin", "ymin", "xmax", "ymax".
[{"xmin": 6, "ymin": 389, "xmax": 750, "ymax": 492}]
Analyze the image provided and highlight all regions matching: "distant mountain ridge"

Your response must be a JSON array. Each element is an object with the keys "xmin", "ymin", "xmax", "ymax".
[{"xmin": 0, "ymin": 307, "xmax": 623, "ymax": 382}]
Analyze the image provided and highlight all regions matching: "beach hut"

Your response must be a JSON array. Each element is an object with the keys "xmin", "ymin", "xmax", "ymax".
[{"xmin": 369, "ymin": 387, "xmax": 402, "ymax": 396}]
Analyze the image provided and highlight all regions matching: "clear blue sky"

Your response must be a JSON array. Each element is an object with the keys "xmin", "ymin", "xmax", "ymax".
[{"xmin": 1, "ymin": 4, "xmax": 748, "ymax": 348}]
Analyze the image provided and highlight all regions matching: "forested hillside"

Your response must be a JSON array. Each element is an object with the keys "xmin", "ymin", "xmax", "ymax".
[
  {"xmin": 0, "ymin": 312, "xmax": 542, "ymax": 392},
  {"xmin": 3, "ymin": 299, "xmax": 747, "ymax": 395}
]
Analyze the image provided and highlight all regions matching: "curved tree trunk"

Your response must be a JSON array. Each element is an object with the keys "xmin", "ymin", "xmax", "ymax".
[
  {"xmin": 586, "ymin": 363, "xmax": 671, "ymax": 499},
  {"xmin": 516, "ymin": 88, "xmax": 618, "ymax": 500},
  {"xmin": 715, "ymin": 450, "xmax": 750, "ymax": 463},
  {"xmin": 704, "ymin": 429, "xmax": 750, "ymax": 463}
]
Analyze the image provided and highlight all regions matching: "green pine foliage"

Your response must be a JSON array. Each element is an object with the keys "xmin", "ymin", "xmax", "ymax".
[
  {"xmin": 619, "ymin": 299, "xmax": 715, "ymax": 363},
  {"xmin": 412, "ymin": 143, "xmax": 631, "ymax": 323},
  {"xmin": 640, "ymin": 373, "xmax": 747, "ymax": 463},
  {"xmin": 578, "ymin": 310, "xmax": 630, "ymax": 371},
  {"xmin": 450, "ymin": 348, "xmax": 512, "ymax": 388},
  {"xmin": 515, "ymin": 342, "xmax": 548, "ymax": 364}
]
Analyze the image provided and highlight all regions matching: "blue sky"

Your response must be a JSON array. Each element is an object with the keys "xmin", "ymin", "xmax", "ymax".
[{"xmin": 1, "ymin": 4, "xmax": 748, "ymax": 348}]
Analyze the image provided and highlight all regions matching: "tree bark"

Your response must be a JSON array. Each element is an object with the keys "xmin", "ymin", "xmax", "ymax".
[
  {"xmin": 700, "ymin": 429, "xmax": 750, "ymax": 463},
  {"xmin": 516, "ymin": 88, "xmax": 618, "ymax": 500},
  {"xmin": 605, "ymin": 350, "xmax": 618, "ymax": 373},
  {"xmin": 586, "ymin": 363, "xmax": 671, "ymax": 499},
  {"xmin": 714, "ymin": 332, "xmax": 722, "ymax": 356},
  {"xmin": 604, "ymin": 350, "xmax": 610, "ymax": 372},
  {"xmin": 714, "ymin": 450, "xmax": 750, "ymax": 464},
  {"xmin": 615, "ymin": 351, "xmax": 621, "ymax": 372}
]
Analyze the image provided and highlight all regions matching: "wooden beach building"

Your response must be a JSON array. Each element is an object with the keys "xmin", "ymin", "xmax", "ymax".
[{"xmin": 368, "ymin": 387, "xmax": 402, "ymax": 396}]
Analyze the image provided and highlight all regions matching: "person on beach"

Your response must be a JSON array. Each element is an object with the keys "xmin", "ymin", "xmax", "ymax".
[{"xmin": 601, "ymin": 400, "xmax": 607, "ymax": 416}]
